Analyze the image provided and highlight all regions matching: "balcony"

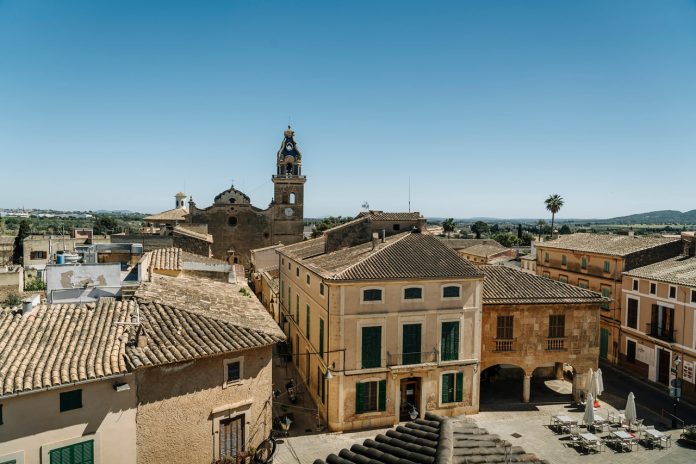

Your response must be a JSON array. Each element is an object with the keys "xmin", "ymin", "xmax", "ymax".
[
  {"xmin": 387, "ymin": 350, "xmax": 438, "ymax": 367},
  {"xmin": 546, "ymin": 338, "xmax": 566, "ymax": 351},
  {"xmin": 494, "ymin": 338, "xmax": 516, "ymax": 352},
  {"xmin": 646, "ymin": 323, "xmax": 677, "ymax": 343}
]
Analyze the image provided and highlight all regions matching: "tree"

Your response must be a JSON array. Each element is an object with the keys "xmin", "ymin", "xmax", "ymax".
[
  {"xmin": 310, "ymin": 216, "xmax": 353, "ymax": 238},
  {"xmin": 12, "ymin": 220, "xmax": 31, "ymax": 264},
  {"xmin": 93, "ymin": 216, "xmax": 119, "ymax": 235},
  {"xmin": 492, "ymin": 232, "xmax": 519, "ymax": 248},
  {"xmin": 471, "ymin": 221, "xmax": 489, "ymax": 239},
  {"xmin": 559, "ymin": 224, "xmax": 572, "ymax": 235},
  {"xmin": 536, "ymin": 219, "xmax": 546, "ymax": 242},
  {"xmin": 517, "ymin": 223, "xmax": 523, "ymax": 239},
  {"xmin": 544, "ymin": 194, "xmax": 564, "ymax": 233},
  {"xmin": 25, "ymin": 277, "xmax": 46, "ymax": 291},
  {"xmin": 441, "ymin": 218, "xmax": 456, "ymax": 238}
]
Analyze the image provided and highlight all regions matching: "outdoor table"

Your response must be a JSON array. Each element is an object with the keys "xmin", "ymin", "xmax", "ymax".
[
  {"xmin": 551, "ymin": 414, "xmax": 577, "ymax": 433},
  {"xmin": 579, "ymin": 432, "xmax": 602, "ymax": 454},
  {"xmin": 611, "ymin": 430, "xmax": 636, "ymax": 452},
  {"xmin": 589, "ymin": 414, "xmax": 607, "ymax": 432},
  {"xmin": 643, "ymin": 428, "xmax": 665, "ymax": 448}
]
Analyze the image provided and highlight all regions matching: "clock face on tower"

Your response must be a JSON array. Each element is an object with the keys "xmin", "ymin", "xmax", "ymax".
[{"xmin": 284, "ymin": 207, "xmax": 293, "ymax": 217}]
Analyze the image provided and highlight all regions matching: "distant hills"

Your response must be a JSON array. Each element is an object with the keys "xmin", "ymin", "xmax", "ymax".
[{"xmin": 603, "ymin": 210, "xmax": 696, "ymax": 225}]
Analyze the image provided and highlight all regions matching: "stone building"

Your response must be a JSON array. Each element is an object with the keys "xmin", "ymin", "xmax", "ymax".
[
  {"xmin": 478, "ymin": 265, "xmax": 607, "ymax": 403},
  {"xmin": 535, "ymin": 233, "xmax": 683, "ymax": 364},
  {"xmin": 0, "ymin": 274, "xmax": 284, "ymax": 464},
  {"xmin": 277, "ymin": 218, "xmax": 484, "ymax": 432},
  {"xmin": 0, "ymin": 236, "xmax": 15, "ymax": 266},
  {"xmin": 619, "ymin": 243, "xmax": 696, "ymax": 401},
  {"xmin": 186, "ymin": 127, "xmax": 306, "ymax": 265}
]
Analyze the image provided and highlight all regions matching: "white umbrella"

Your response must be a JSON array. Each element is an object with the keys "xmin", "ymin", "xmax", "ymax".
[
  {"xmin": 625, "ymin": 392, "xmax": 637, "ymax": 425},
  {"xmin": 584, "ymin": 392, "xmax": 595, "ymax": 427},
  {"xmin": 587, "ymin": 369, "xmax": 598, "ymax": 399},
  {"xmin": 596, "ymin": 369, "xmax": 604, "ymax": 397}
]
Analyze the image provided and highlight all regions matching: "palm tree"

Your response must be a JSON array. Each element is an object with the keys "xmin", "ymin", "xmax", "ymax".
[
  {"xmin": 544, "ymin": 194, "xmax": 564, "ymax": 234},
  {"xmin": 536, "ymin": 219, "xmax": 546, "ymax": 242},
  {"xmin": 442, "ymin": 218, "xmax": 456, "ymax": 238}
]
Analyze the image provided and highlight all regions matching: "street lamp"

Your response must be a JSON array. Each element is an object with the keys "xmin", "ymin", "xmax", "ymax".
[{"xmin": 671, "ymin": 355, "xmax": 682, "ymax": 428}]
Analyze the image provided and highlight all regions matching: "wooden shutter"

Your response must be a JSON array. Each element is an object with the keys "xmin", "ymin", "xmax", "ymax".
[
  {"xmin": 356, "ymin": 382, "xmax": 364, "ymax": 414},
  {"xmin": 50, "ymin": 440, "xmax": 94, "ymax": 464},
  {"xmin": 378, "ymin": 380, "xmax": 386, "ymax": 411},
  {"xmin": 455, "ymin": 372, "xmax": 464, "ymax": 402},
  {"xmin": 441, "ymin": 374, "xmax": 451, "ymax": 403},
  {"xmin": 362, "ymin": 326, "xmax": 382, "ymax": 368},
  {"xmin": 441, "ymin": 322, "xmax": 459, "ymax": 361},
  {"xmin": 319, "ymin": 319, "xmax": 325, "ymax": 358},
  {"xmin": 402, "ymin": 324, "xmax": 421, "ymax": 364},
  {"xmin": 306, "ymin": 305, "xmax": 310, "ymax": 339}
]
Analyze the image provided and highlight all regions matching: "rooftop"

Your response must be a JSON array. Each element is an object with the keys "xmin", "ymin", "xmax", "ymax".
[
  {"xmin": 461, "ymin": 242, "xmax": 507, "ymax": 258},
  {"xmin": 312, "ymin": 413, "xmax": 545, "ymax": 464},
  {"xmin": 173, "ymin": 224, "xmax": 213, "ymax": 243},
  {"xmin": 149, "ymin": 247, "xmax": 181, "ymax": 271},
  {"xmin": 439, "ymin": 238, "xmax": 500, "ymax": 250},
  {"xmin": 623, "ymin": 255, "xmax": 696, "ymax": 288},
  {"xmin": 0, "ymin": 276, "xmax": 284, "ymax": 397},
  {"xmin": 535, "ymin": 233, "xmax": 680, "ymax": 257},
  {"xmin": 143, "ymin": 207, "xmax": 188, "ymax": 222},
  {"xmin": 480, "ymin": 265, "xmax": 607, "ymax": 305},
  {"xmin": 281, "ymin": 232, "xmax": 483, "ymax": 281},
  {"xmin": 357, "ymin": 210, "xmax": 424, "ymax": 222}
]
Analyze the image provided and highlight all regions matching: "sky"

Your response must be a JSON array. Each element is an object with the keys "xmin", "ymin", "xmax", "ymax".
[{"xmin": 1, "ymin": 0, "xmax": 696, "ymax": 219}]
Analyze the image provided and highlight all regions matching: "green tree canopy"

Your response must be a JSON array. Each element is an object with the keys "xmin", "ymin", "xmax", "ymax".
[
  {"xmin": 544, "ymin": 194, "xmax": 564, "ymax": 233},
  {"xmin": 470, "ymin": 221, "xmax": 489, "ymax": 239},
  {"xmin": 441, "ymin": 218, "xmax": 456, "ymax": 238}
]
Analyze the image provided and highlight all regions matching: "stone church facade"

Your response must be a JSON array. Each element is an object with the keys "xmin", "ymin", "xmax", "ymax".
[{"xmin": 186, "ymin": 127, "xmax": 306, "ymax": 265}]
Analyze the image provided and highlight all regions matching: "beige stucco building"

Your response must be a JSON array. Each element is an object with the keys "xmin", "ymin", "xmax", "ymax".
[
  {"xmin": 619, "ymin": 250, "xmax": 696, "ymax": 401},
  {"xmin": 277, "ymin": 217, "xmax": 484, "ymax": 432},
  {"xmin": 0, "ymin": 268, "xmax": 283, "ymax": 464},
  {"xmin": 535, "ymin": 233, "xmax": 682, "ymax": 363}
]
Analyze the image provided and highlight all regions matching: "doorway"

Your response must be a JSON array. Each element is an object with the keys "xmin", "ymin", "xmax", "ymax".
[
  {"xmin": 599, "ymin": 328, "xmax": 609, "ymax": 360},
  {"xmin": 399, "ymin": 377, "xmax": 421, "ymax": 421},
  {"xmin": 656, "ymin": 348, "xmax": 671, "ymax": 385}
]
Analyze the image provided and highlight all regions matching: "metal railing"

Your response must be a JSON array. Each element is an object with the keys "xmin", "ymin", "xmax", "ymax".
[
  {"xmin": 546, "ymin": 338, "xmax": 566, "ymax": 351},
  {"xmin": 494, "ymin": 339, "xmax": 515, "ymax": 352},
  {"xmin": 387, "ymin": 350, "xmax": 438, "ymax": 367},
  {"xmin": 646, "ymin": 323, "xmax": 677, "ymax": 343}
]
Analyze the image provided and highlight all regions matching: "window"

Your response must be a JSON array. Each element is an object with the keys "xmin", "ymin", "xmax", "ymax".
[
  {"xmin": 319, "ymin": 318, "xmax": 325, "ymax": 358},
  {"xmin": 288, "ymin": 262, "xmax": 291, "ymax": 270},
  {"xmin": 442, "ymin": 285, "xmax": 460, "ymax": 298},
  {"xmin": 561, "ymin": 255, "xmax": 567, "ymax": 266},
  {"xmin": 30, "ymin": 250, "xmax": 47, "ymax": 260},
  {"xmin": 228, "ymin": 216, "xmax": 237, "ymax": 226},
  {"xmin": 626, "ymin": 340, "xmax": 636, "ymax": 364},
  {"xmin": 59, "ymin": 389, "xmax": 82, "ymax": 412},
  {"xmin": 361, "ymin": 326, "xmax": 382, "ymax": 368},
  {"xmin": 320, "ymin": 283, "xmax": 325, "ymax": 296},
  {"xmin": 404, "ymin": 287, "xmax": 422, "ymax": 300},
  {"xmin": 581, "ymin": 257, "xmax": 587, "ymax": 269},
  {"xmin": 296, "ymin": 267, "xmax": 299, "ymax": 277},
  {"xmin": 225, "ymin": 359, "xmax": 242, "ymax": 383},
  {"xmin": 289, "ymin": 192, "xmax": 296, "ymax": 204},
  {"xmin": 393, "ymin": 224, "xmax": 400, "ymax": 231},
  {"xmin": 650, "ymin": 282, "xmax": 656, "ymax": 295},
  {"xmin": 633, "ymin": 279, "xmax": 639, "ymax": 291},
  {"xmin": 305, "ymin": 305, "xmax": 310, "ymax": 338},
  {"xmin": 402, "ymin": 324, "xmax": 422, "ymax": 365},
  {"xmin": 496, "ymin": 315, "xmax": 513, "ymax": 340},
  {"xmin": 441, "ymin": 372, "xmax": 464, "ymax": 404},
  {"xmin": 287, "ymin": 287, "xmax": 291, "ymax": 313},
  {"xmin": 220, "ymin": 415, "xmax": 245, "ymax": 459},
  {"xmin": 317, "ymin": 367, "xmax": 325, "ymax": 404},
  {"xmin": 627, "ymin": 298, "xmax": 639, "ymax": 329},
  {"xmin": 548, "ymin": 315, "xmax": 565, "ymax": 339},
  {"xmin": 362, "ymin": 289, "xmax": 382, "ymax": 302},
  {"xmin": 578, "ymin": 279, "xmax": 589, "ymax": 289},
  {"xmin": 441, "ymin": 321, "xmax": 460, "ymax": 361},
  {"xmin": 306, "ymin": 274, "xmax": 310, "ymax": 285},
  {"xmin": 544, "ymin": 252, "xmax": 549, "ymax": 263},
  {"xmin": 669, "ymin": 286, "xmax": 676, "ymax": 299},
  {"xmin": 601, "ymin": 286, "xmax": 611, "ymax": 310},
  {"xmin": 280, "ymin": 280, "xmax": 284, "ymax": 304},
  {"xmin": 49, "ymin": 440, "xmax": 94, "ymax": 464},
  {"xmin": 692, "ymin": 289, "xmax": 696, "ymax": 303},
  {"xmin": 603, "ymin": 261, "xmax": 610, "ymax": 273},
  {"xmin": 355, "ymin": 380, "xmax": 386, "ymax": 413},
  {"xmin": 559, "ymin": 275, "xmax": 568, "ymax": 283},
  {"xmin": 295, "ymin": 295, "xmax": 300, "ymax": 323}
]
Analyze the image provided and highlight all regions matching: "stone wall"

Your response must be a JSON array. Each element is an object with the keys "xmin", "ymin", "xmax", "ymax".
[
  {"xmin": 172, "ymin": 232, "xmax": 211, "ymax": 257},
  {"xmin": 324, "ymin": 218, "xmax": 372, "ymax": 253},
  {"xmin": 111, "ymin": 235, "xmax": 174, "ymax": 252},
  {"xmin": 624, "ymin": 240, "xmax": 683, "ymax": 271}
]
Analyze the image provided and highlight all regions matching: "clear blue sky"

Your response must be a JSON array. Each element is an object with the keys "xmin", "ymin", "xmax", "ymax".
[{"xmin": 2, "ymin": 0, "xmax": 695, "ymax": 219}]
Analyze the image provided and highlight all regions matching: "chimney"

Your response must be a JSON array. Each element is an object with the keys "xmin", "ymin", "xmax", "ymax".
[
  {"xmin": 372, "ymin": 233, "xmax": 379, "ymax": 250},
  {"xmin": 381, "ymin": 229, "xmax": 386, "ymax": 243},
  {"xmin": 137, "ymin": 327, "xmax": 148, "ymax": 348},
  {"xmin": 21, "ymin": 295, "xmax": 41, "ymax": 316}
]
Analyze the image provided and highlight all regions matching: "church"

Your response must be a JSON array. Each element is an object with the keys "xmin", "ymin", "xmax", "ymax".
[{"xmin": 184, "ymin": 126, "xmax": 306, "ymax": 264}]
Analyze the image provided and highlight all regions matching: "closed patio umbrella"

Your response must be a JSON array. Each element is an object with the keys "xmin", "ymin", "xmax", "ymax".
[
  {"xmin": 584, "ymin": 392, "xmax": 595, "ymax": 427},
  {"xmin": 587, "ymin": 369, "xmax": 600, "ymax": 408},
  {"xmin": 596, "ymin": 369, "xmax": 605, "ymax": 397},
  {"xmin": 625, "ymin": 392, "xmax": 637, "ymax": 426}
]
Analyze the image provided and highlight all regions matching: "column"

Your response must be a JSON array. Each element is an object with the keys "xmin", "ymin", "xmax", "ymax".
[
  {"xmin": 522, "ymin": 374, "xmax": 531, "ymax": 403},
  {"xmin": 555, "ymin": 362, "xmax": 564, "ymax": 380}
]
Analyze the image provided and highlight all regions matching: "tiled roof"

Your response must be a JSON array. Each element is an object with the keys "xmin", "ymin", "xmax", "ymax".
[
  {"xmin": 536, "ymin": 233, "xmax": 680, "ymax": 257},
  {"xmin": 173, "ymin": 225, "xmax": 213, "ymax": 243},
  {"xmin": 623, "ymin": 255, "xmax": 696, "ymax": 287},
  {"xmin": 149, "ymin": 247, "xmax": 182, "ymax": 271},
  {"xmin": 357, "ymin": 210, "xmax": 424, "ymax": 221},
  {"xmin": 180, "ymin": 250, "xmax": 228, "ymax": 267},
  {"xmin": 461, "ymin": 242, "xmax": 507, "ymax": 258},
  {"xmin": 313, "ymin": 413, "xmax": 545, "ymax": 464},
  {"xmin": 144, "ymin": 207, "xmax": 188, "ymax": 222},
  {"xmin": 439, "ymin": 238, "xmax": 499, "ymax": 250},
  {"xmin": 300, "ymin": 232, "xmax": 482, "ymax": 281},
  {"xmin": 135, "ymin": 274, "xmax": 283, "ymax": 337},
  {"xmin": 480, "ymin": 265, "xmax": 607, "ymax": 305},
  {"xmin": 520, "ymin": 254, "xmax": 536, "ymax": 261},
  {"xmin": 0, "ymin": 277, "xmax": 284, "ymax": 397},
  {"xmin": 281, "ymin": 236, "xmax": 326, "ymax": 260}
]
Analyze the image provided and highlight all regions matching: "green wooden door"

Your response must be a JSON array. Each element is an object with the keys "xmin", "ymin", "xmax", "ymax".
[
  {"xmin": 599, "ymin": 328, "xmax": 609, "ymax": 360},
  {"xmin": 361, "ymin": 326, "xmax": 382, "ymax": 368},
  {"xmin": 402, "ymin": 324, "xmax": 422, "ymax": 365},
  {"xmin": 49, "ymin": 440, "xmax": 94, "ymax": 464},
  {"xmin": 441, "ymin": 321, "xmax": 460, "ymax": 361}
]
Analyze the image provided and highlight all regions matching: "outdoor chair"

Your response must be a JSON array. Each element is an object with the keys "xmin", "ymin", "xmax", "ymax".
[
  {"xmin": 568, "ymin": 425, "xmax": 581, "ymax": 449},
  {"xmin": 660, "ymin": 434, "xmax": 672, "ymax": 449},
  {"xmin": 628, "ymin": 419, "xmax": 643, "ymax": 433}
]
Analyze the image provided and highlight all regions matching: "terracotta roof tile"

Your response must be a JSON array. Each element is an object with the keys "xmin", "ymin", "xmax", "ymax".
[
  {"xmin": 461, "ymin": 242, "xmax": 507, "ymax": 258},
  {"xmin": 536, "ymin": 233, "xmax": 680, "ymax": 257},
  {"xmin": 149, "ymin": 247, "xmax": 182, "ymax": 271},
  {"xmin": 623, "ymin": 255, "xmax": 696, "ymax": 287},
  {"xmin": 144, "ymin": 208, "xmax": 188, "ymax": 222}
]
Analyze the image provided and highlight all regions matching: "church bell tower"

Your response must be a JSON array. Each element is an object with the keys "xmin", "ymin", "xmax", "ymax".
[{"xmin": 272, "ymin": 126, "xmax": 306, "ymax": 245}]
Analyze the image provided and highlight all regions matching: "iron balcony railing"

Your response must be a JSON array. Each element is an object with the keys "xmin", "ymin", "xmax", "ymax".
[
  {"xmin": 494, "ymin": 338, "xmax": 516, "ymax": 352},
  {"xmin": 387, "ymin": 350, "xmax": 438, "ymax": 367},
  {"xmin": 646, "ymin": 323, "xmax": 677, "ymax": 343},
  {"xmin": 546, "ymin": 338, "xmax": 566, "ymax": 351}
]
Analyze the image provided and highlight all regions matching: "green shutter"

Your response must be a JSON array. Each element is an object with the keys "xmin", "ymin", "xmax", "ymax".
[
  {"xmin": 362, "ymin": 326, "xmax": 382, "ymax": 368},
  {"xmin": 50, "ymin": 440, "xmax": 94, "ymax": 464},
  {"xmin": 296, "ymin": 295, "xmax": 300, "ymax": 321},
  {"xmin": 455, "ymin": 372, "xmax": 464, "ymax": 402},
  {"xmin": 402, "ymin": 324, "xmax": 421, "ymax": 365},
  {"xmin": 441, "ymin": 322, "xmax": 459, "ymax": 361},
  {"xmin": 319, "ymin": 319, "xmax": 325, "ymax": 357},
  {"xmin": 306, "ymin": 305, "xmax": 310, "ymax": 338},
  {"xmin": 441, "ymin": 374, "xmax": 451, "ymax": 403},
  {"xmin": 356, "ymin": 382, "xmax": 364, "ymax": 414},
  {"xmin": 0, "ymin": 460, "xmax": 17, "ymax": 464},
  {"xmin": 378, "ymin": 380, "xmax": 386, "ymax": 411}
]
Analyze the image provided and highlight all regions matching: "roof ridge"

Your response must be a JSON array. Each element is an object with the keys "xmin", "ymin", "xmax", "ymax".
[{"xmin": 331, "ymin": 232, "xmax": 412, "ymax": 279}]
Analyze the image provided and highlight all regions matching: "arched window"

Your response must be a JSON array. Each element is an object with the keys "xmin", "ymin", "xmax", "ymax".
[{"xmin": 289, "ymin": 192, "xmax": 296, "ymax": 204}]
